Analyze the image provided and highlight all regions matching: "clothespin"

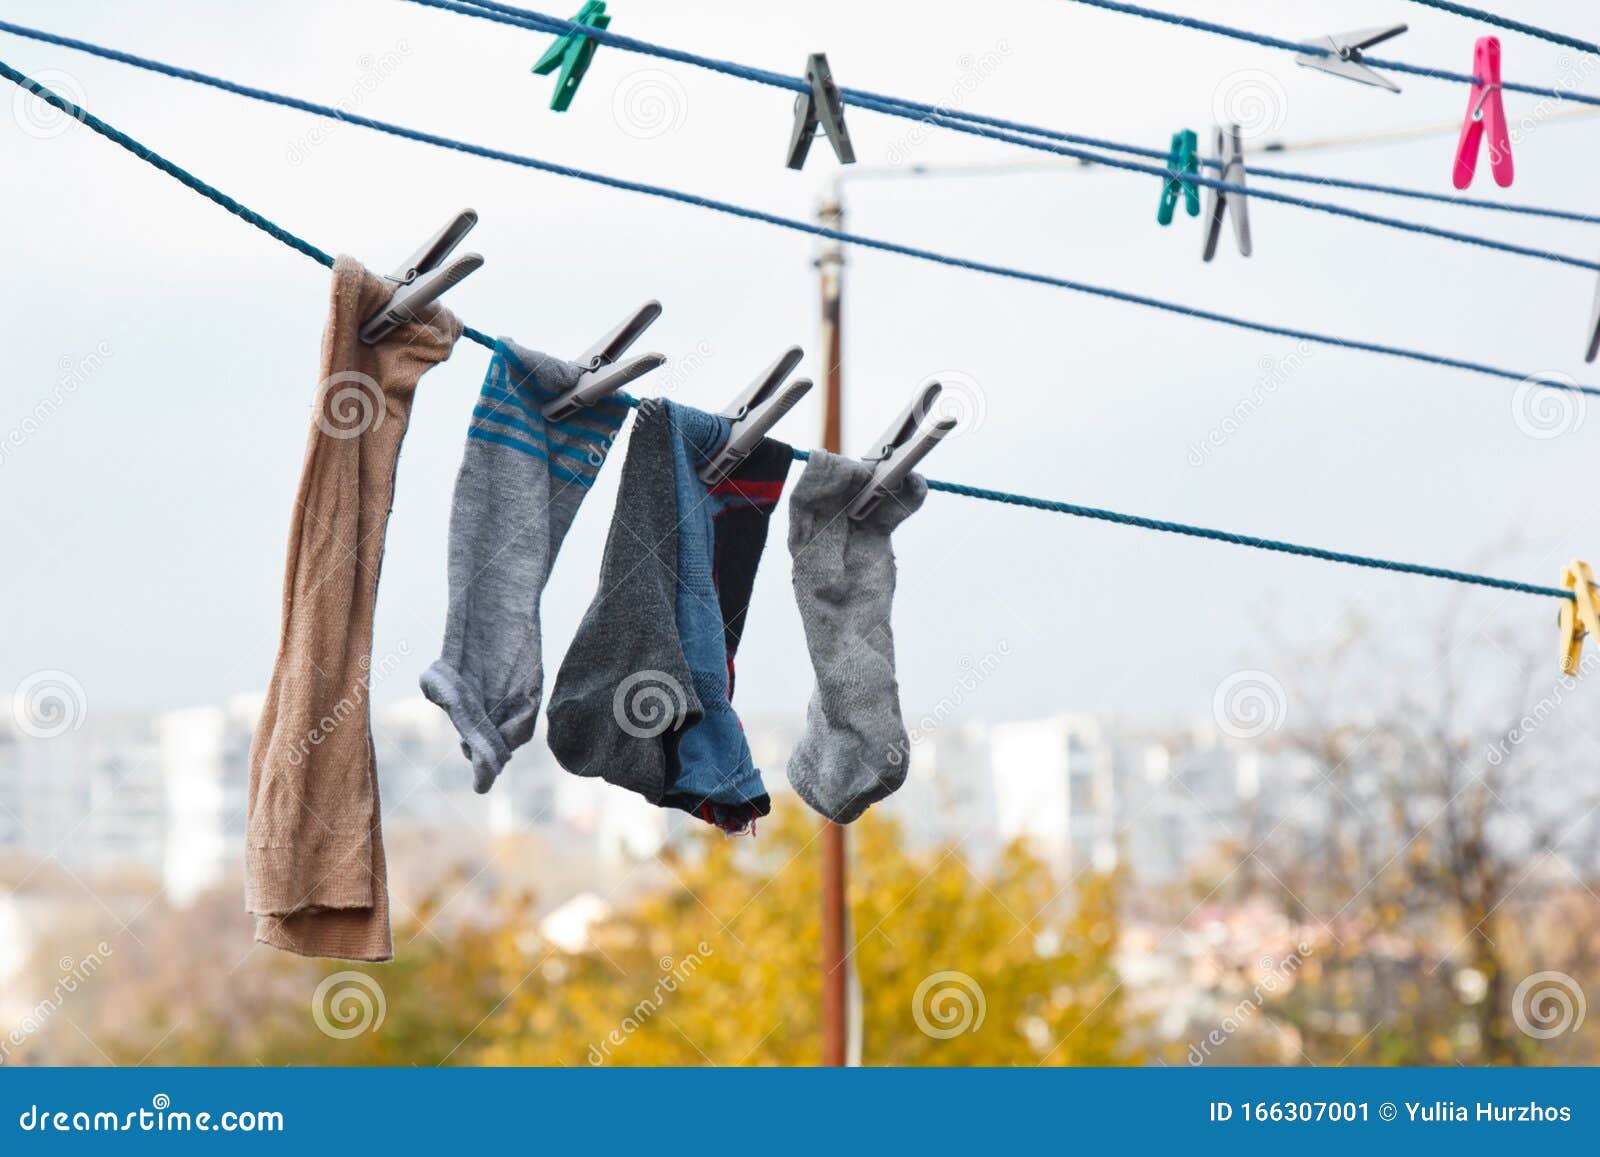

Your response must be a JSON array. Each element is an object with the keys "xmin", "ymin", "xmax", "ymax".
[
  {"xmin": 532, "ymin": 0, "xmax": 609, "ymax": 112},
  {"xmin": 1558, "ymin": 560, "xmax": 1600, "ymax": 676},
  {"xmin": 358, "ymin": 209, "xmax": 483, "ymax": 345},
  {"xmin": 1157, "ymin": 130, "xmax": 1200, "ymax": 227},
  {"xmin": 697, "ymin": 347, "xmax": 812, "ymax": 482},
  {"xmin": 540, "ymin": 301, "xmax": 667, "ymax": 421},
  {"xmin": 847, "ymin": 382, "xmax": 957, "ymax": 520},
  {"xmin": 787, "ymin": 54, "xmax": 855, "ymax": 170},
  {"xmin": 1453, "ymin": 37, "xmax": 1513, "ymax": 190},
  {"xmin": 1584, "ymin": 275, "xmax": 1600, "ymax": 363},
  {"xmin": 1202, "ymin": 123, "xmax": 1252, "ymax": 262},
  {"xmin": 1294, "ymin": 24, "xmax": 1408, "ymax": 93}
]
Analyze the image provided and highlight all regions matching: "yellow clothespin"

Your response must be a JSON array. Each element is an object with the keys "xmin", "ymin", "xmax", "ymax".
[{"xmin": 1558, "ymin": 560, "xmax": 1600, "ymax": 675}]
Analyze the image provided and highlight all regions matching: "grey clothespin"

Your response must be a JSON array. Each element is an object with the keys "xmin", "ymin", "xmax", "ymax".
[
  {"xmin": 787, "ymin": 54, "xmax": 856, "ymax": 170},
  {"xmin": 358, "ymin": 209, "xmax": 484, "ymax": 345},
  {"xmin": 1294, "ymin": 25, "xmax": 1408, "ymax": 93},
  {"xmin": 847, "ymin": 382, "xmax": 957, "ymax": 521},
  {"xmin": 541, "ymin": 301, "xmax": 667, "ymax": 421},
  {"xmin": 1584, "ymin": 273, "xmax": 1600, "ymax": 363},
  {"xmin": 697, "ymin": 347, "xmax": 812, "ymax": 482},
  {"xmin": 1203, "ymin": 124, "xmax": 1252, "ymax": 262}
]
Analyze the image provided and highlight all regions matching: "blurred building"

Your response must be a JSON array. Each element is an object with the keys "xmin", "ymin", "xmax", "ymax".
[
  {"xmin": 155, "ymin": 697, "xmax": 256, "ymax": 905},
  {"xmin": 1, "ymin": 694, "xmax": 1321, "ymax": 909},
  {"xmin": 988, "ymin": 714, "xmax": 1119, "ymax": 876}
]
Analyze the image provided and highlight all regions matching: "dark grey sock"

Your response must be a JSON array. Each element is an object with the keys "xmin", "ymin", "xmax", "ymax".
[
  {"xmin": 786, "ymin": 450, "xmax": 927, "ymax": 824},
  {"xmin": 421, "ymin": 338, "xmax": 627, "ymax": 794},
  {"xmin": 547, "ymin": 399, "xmax": 703, "ymax": 804}
]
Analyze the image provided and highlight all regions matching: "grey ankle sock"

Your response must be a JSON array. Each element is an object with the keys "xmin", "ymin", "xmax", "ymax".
[
  {"xmin": 786, "ymin": 450, "xmax": 928, "ymax": 824},
  {"xmin": 421, "ymin": 338, "xmax": 628, "ymax": 793},
  {"xmin": 547, "ymin": 399, "xmax": 703, "ymax": 805}
]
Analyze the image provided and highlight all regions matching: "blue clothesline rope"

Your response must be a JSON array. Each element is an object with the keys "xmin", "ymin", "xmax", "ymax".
[
  {"xmin": 1060, "ymin": 0, "xmax": 1600, "ymax": 106},
  {"xmin": 410, "ymin": 0, "xmax": 1600, "ymax": 268},
  {"xmin": 1405, "ymin": 0, "xmax": 1600, "ymax": 59},
  {"xmin": 0, "ymin": 55, "xmax": 1572, "ymax": 605},
  {"xmin": 4, "ymin": 19, "xmax": 1595, "ymax": 396},
  {"xmin": 436, "ymin": 0, "xmax": 1600, "ymax": 227}
]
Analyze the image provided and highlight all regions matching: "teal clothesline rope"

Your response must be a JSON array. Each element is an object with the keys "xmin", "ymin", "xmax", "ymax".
[
  {"xmin": 1059, "ymin": 0, "xmax": 1600, "ymax": 105},
  {"xmin": 0, "ymin": 55, "xmax": 1574, "ymax": 605},
  {"xmin": 3, "ymin": 21, "xmax": 1593, "ymax": 397},
  {"xmin": 406, "ymin": 0, "xmax": 1600, "ymax": 271},
  {"xmin": 1405, "ymin": 1, "xmax": 1600, "ymax": 59}
]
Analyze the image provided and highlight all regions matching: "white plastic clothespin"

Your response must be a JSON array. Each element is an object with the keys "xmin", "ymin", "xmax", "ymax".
[
  {"xmin": 359, "ymin": 209, "xmax": 484, "ymax": 345},
  {"xmin": 541, "ymin": 301, "xmax": 667, "ymax": 421},
  {"xmin": 1202, "ymin": 123, "xmax": 1252, "ymax": 263},
  {"xmin": 787, "ymin": 53, "xmax": 855, "ymax": 170},
  {"xmin": 847, "ymin": 381, "xmax": 957, "ymax": 520},
  {"xmin": 697, "ymin": 347, "xmax": 812, "ymax": 482},
  {"xmin": 1294, "ymin": 25, "xmax": 1408, "ymax": 94}
]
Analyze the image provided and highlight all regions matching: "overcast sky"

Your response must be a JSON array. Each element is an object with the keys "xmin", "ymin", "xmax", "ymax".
[{"xmin": 4, "ymin": 0, "xmax": 1600, "ymax": 735}]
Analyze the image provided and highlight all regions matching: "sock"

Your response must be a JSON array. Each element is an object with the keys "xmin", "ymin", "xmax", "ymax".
[
  {"xmin": 247, "ymin": 255, "xmax": 461, "ymax": 962},
  {"xmin": 661, "ymin": 401, "xmax": 791, "ymax": 831},
  {"xmin": 421, "ymin": 338, "xmax": 628, "ymax": 793},
  {"xmin": 547, "ymin": 399, "xmax": 703, "ymax": 804},
  {"xmin": 786, "ymin": 450, "xmax": 928, "ymax": 825}
]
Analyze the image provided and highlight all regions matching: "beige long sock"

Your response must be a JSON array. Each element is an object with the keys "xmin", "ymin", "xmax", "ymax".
[{"xmin": 245, "ymin": 255, "xmax": 461, "ymax": 962}]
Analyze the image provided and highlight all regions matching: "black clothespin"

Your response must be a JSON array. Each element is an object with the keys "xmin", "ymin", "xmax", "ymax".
[
  {"xmin": 359, "ymin": 209, "xmax": 483, "ymax": 344},
  {"xmin": 1202, "ymin": 124, "xmax": 1252, "ymax": 262},
  {"xmin": 697, "ymin": 347, "xmax": 812, "ymax": 481},
  {"xmin": 787, "ymin": 54, "xmax": 855, "ymax": 170},
  {"xmin": 848, "ymin": 382, "xmax": 956, "ymax": 520},
  {"xmin": 541, "ymin": 302, "xmax": 667, "ymax": 421}
]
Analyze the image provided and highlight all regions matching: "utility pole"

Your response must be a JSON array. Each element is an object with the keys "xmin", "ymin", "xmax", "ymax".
[{"xmin": 816, "ymin": 190, "xmax": 848, "ymax": 1068}]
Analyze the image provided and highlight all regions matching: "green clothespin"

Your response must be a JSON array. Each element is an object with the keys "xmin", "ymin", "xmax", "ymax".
[
  {"xmin": 532, "ymin": 0, "xmax": 610, "ymax": 112},
  {"xmin": 1156, "ymin": 129, "xmax": 1201, "ymax": 226}
]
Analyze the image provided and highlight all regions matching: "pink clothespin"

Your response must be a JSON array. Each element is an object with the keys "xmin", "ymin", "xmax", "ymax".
[{"xmin": 1453, "ymin": 36, "xmax": 1513, "ymax": 189}]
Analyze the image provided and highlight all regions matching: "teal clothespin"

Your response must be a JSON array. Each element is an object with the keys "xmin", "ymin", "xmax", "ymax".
[
  {"xmin": 532, "ymin": 0, "xmax": 610, "ymax": 112},
  {"xmin": 1157, "ymin": 129, "xmax": 1201, "ymax": 226}
]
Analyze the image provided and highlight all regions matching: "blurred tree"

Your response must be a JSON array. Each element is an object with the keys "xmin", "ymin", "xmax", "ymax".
[
  {"xmin": 477, "ymin": 807, "xmax": 1130, "ymax": 1066},
  {"xmin": 13, "ymin": 807, "xmax": 1128, "ymax": 1067},
  {"xmin": 1192, "ymin": 603, "xmax": 1600, "ymax": 1066}
]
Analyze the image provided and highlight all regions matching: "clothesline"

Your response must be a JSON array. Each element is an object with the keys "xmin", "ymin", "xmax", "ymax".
[
  {"xmin": 1403, "ymin": 1, "xmax": 1600, "ymax": 60},
  {"xmin": 0, "ymin": 55, "xmax": 1574, "ymax": 606},
  {"xmin": 429, "ymin": 0, "xmax": 1600, "ymax": 225},
  {"xmin": 1059, "ymin": 0, "xmax": 1600, "ymax": 106},
  {"xmin": 3, "ymin": 21, "xmax": 1595, "ymax": 399},
  {"xmin": 402, "ymin": 0, "xmax": 1600, "ymax": 269}
]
